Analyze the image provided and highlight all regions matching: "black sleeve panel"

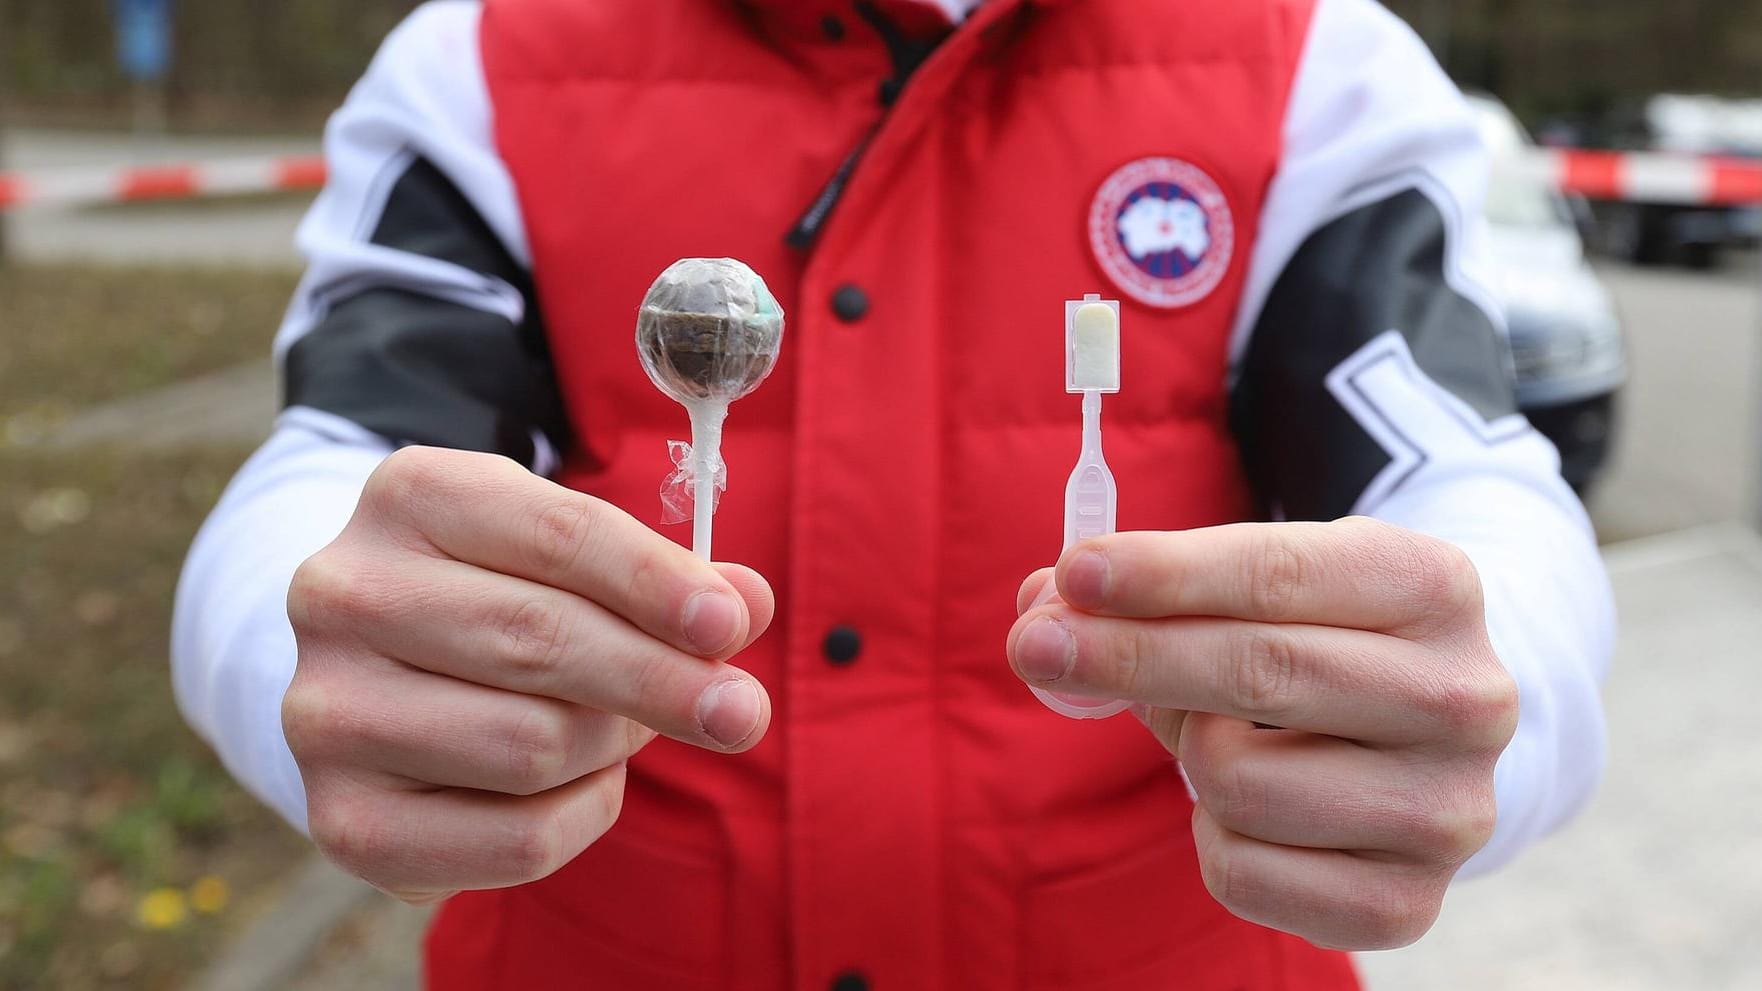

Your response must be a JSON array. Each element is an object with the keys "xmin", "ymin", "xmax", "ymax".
[
  {"xmin": 282, "ymin": 155, "xmax": 572, "ymax": 465},
  {"xmin": 368, "ymin": 156, "xmax": 518, "ymax": 277},
  {"xmin": 1229, "ymin": 187, "xmax": 1518, "ymax": 521},
  {"xmin": 283, "ymin": 289, "xmax": 566, "ymax": 463}
]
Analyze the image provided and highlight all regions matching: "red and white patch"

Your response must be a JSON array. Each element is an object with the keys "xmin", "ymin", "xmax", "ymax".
[{"xmin": 1087, "ymin": 157, "xmax": 1234, "ymax": 309}]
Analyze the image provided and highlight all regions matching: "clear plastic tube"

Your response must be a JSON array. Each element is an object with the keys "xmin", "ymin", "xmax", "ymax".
[{"xmin": 1031, "ymin": 296, "xmax": 1130, "ymax": 720}]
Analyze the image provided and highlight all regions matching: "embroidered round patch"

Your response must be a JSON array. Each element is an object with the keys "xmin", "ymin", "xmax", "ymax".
[{"xmin": 1088, "ymin": 157, "xmax": 1235, "ymax": 309}]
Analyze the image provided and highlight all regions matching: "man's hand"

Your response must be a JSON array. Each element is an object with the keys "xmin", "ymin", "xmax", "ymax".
[
  {"xmin": 282, "ymin": 447, "xmax": 774, "ymax": 903},
  {"xmin": 1006, "ymin": 517, "xmax": 1517, "ymax": 950}
]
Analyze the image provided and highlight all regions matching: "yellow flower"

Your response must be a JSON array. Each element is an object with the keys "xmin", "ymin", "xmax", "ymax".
[
  {"xmin": 136, "ymin": 888, "xmax": 188, "ymax": 930},
  {"xmin": 189, "ymin": 876, "xmax": 230, "ymax": 914}
]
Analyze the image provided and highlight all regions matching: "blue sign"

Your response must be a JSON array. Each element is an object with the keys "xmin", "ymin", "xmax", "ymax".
[{"xmin": 113, "ymin": 0, "xmax": 173, "ymax": 82}]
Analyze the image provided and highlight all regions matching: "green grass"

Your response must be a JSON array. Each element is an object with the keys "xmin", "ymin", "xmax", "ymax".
[
  {"xmin": 0, "ymin": 264, "xmax": 310, "ymax": 989},
  {"xmin": 0, "ymin": 263, "xmax": 297, "ymax": 430}
]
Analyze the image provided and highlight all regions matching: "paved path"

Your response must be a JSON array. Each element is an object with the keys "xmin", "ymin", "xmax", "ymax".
[
  {"xmin": 41, "ymin": 361, "xmax": 277, "ymax": 450},
  {"xmin": 188, "ymin": 858, "xmax": 377, "ymax": 991},
  {"xmin": 1589, "ymin": 255, "xmax": 1762, "ymax": 540}
]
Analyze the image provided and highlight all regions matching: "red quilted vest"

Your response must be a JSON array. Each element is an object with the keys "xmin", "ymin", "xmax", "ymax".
[{"xmin": 429, "ymin": 1, "xmax": 1360, "ymax": 988}]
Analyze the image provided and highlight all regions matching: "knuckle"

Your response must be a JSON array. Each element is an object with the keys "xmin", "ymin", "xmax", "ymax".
[
  {"xmin": 1109, "ymin": 622, "xmax": 1156, "ymax": 699},
  {"xmin": 1210, "ymin": 760, "xmax": 1271, "ymax": 834},
  {"xmin": 287, "ymin": 553, "xmax": 342, "ymax": 633},
  {"xmin": 1395, "ymin": 532, "xmax": 1483, "ymax": 618},
  {"xmin": 282, "ymin": 676, "xmax": 386, "ymax": 766},
  {"xmin": 626, "ymin": 653, "xmax": 680, "ymax": 727},
  {"xmin": 623, "ymin": 717, "xmax": 658, "ymax": 757},
  {"xmin": 595, "ymin": 772, "xmax": 628, "ymax": 832},
  {"xmin": 1196, "ymin": 841, "xmax": 1257, "ymax": 919},
  {"xmin": 624, "ymin": 542, "xmax": 666, "ymax": 596},
  {"xmin": 524, "ymin": 497, "xmax": 600, "ymax": 578},
  {"xmin": 363, "ymin": 446, "xmax": 445, "ymax": 512},
  {"xmin": 1345, "ymin": 879, "xmax": 1442, "ymax": 951},
  {"xmin": 287, "ymin": 551, "xmax": 382, "ymax": 633},
  {"xmin": 279, "ymin": 679, "xmax": 336, "ymax": 758},
  {"xmin": 1460, "ymin": 788, "xmax": 1501, "ymax": 855},
  {"xmin": 503, "ymin": 706, "xmax": 573, "ymax": 796},
  {"xmin": 1442, "ymin": 788, "xmax": 1501, "ymax": 861},
  {"xmin": 308, "ymin": 795, "xmax": 392, "ymax": 878},
  {"xmin": 1404, "ymin": 783, "xmax": 1499, "ymax": 866},
  {"xmin": 1428, "ymin": 664, "xmax": 1520, "ymax": 749},
  {"xmin": 1227, "ymin": 625, "xmax": 1300, "ymax": 718},
  {"xmin": 503, "ymin": 812, "xmax": 566, "ymax": 881},
  {"xmin": 495, "ymin": 597, "xmax": 572, "ymax": 686},
  {"xmin": 1244, "ymin": 533, "xmax": 1311, "ymax": 619},
  {"xmin": 1479, "ymin": 669, "xmax": 1522, "ymax": 747}
]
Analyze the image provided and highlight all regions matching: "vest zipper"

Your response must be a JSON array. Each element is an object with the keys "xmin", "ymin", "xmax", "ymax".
[{"xmin": 784, "ymin": 2, "xmax": 982, "ymax": 250}]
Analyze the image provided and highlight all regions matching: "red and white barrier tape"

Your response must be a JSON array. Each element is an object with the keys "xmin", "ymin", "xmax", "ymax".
[
  {"xmin": 0, "ymin": 155, "xmax": 326, "ymax": 212},
  {"xmin": 0, "ymin": 149, "xmax": 1758, "ymax": 212},
  {"xmin": 1503, "ymin": 149, "xmax": 1762, "ymax": 208}
]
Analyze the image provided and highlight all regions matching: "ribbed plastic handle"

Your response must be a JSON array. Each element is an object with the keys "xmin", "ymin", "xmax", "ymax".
[
  {"xmin": 1035, "ymin": 425, "xmax": 1130, "ymax": 721},
  {"xmin": 1065, "ymin": 463, "xmax": 1115, "ymax": 546}
]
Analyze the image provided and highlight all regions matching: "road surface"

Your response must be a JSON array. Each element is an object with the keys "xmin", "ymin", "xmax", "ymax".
[{"xmin": 1590, "ymin": 253, "xmax": 1761, "ymax": 539}]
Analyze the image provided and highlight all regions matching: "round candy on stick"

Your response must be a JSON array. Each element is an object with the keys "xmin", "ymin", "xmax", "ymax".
[{"xmin": 636, "ymin": 258, "xmax": 784, "ymax": 560}]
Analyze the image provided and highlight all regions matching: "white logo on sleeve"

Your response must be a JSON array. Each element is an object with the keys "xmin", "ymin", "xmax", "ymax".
[{"xmin": 1116, "ymin": 195, "xmax": 1211, "ymax": 261}]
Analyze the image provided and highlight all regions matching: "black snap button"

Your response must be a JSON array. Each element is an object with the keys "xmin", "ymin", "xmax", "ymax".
[
  {"xmin": 831, "ymin": 972, "xmax": 870, "ymax": 991},
  {"xmin": 831, "ymin": 284, "xmax": 869, "ymax": 323},
  {"xmin": 822, "ymin": 625, "xmax": 862, "ymax": 666},
  {"xmin": 820, "ymin": 15, "xmax": 846, "ymax": 41}
]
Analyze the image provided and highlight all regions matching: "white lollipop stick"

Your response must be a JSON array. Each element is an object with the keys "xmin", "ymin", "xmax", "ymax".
[{"xmin": 688, "ymin": 404, "xmax": 726, "ymax": 561}]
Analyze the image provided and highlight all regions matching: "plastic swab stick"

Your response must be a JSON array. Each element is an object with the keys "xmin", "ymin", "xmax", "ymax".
[{"xmin": 1032, "ymin": 294, "xmax": 1131, "ymax": 720}]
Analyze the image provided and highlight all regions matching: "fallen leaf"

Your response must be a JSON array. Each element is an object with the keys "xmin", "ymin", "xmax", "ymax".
[
  {"xmin": 19, "ymin": 488, "xmax": 91, "ymax": 534},
  {"xmin": 99, "ymin": 938, "xmax": 142, "ymax": 978},
  {"xmin": 189, "ymin": 875, "xmax": 229, "ymax": 914},
  {"xmin": 135, "ymin": 887, "xmax": 188, "ymax": 930},
  {"xmin": 74, "ymin": 591, "xmax": 120, "ymax": 626},
  {"xmin": 0, "ymin": 720, "xmax": 29, "ymax": 764},
  {"xmin": 80, "ymin": 873, "xmax": 129, "ymax": 918},
  {"xmin": 2, "ymin": 822, "xmax": 63, "ymax": 860}
]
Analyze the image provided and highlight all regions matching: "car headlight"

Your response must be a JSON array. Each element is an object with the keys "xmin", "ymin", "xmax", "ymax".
[{"xmin": 1506, "ymin": 310, "xmax": 1625, "ymax": 387}]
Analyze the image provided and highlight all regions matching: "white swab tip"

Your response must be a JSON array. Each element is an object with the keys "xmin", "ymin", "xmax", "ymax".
[{"xmin": 1068, "ymin": 300, "xmax": 1120, "ymax": 392}]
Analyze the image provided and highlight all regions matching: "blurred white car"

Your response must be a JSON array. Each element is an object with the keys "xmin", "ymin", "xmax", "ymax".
[{"xmin": 1471, "ymin": 93, "xmax": 1628, "ymax": 495}]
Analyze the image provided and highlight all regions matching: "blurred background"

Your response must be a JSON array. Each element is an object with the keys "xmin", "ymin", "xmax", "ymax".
[{"xmin": 1, "ymin": 1, "xmax": 1758, "ymax": 989}]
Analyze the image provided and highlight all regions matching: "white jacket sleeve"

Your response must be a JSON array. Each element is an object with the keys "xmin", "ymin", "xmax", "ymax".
[
  {"xmin": 171, "ymin": 0, "xmax": 535, "ymax": 832},
  {"xmin": 171, "ymin": 414, "xmax": 391, "ymax": 830},
  {"xmin": 1230, "ymin": 0, "xmax": 1615, "ymax": 874}
]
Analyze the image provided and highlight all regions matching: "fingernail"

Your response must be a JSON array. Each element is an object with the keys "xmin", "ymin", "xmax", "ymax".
[
  {"xmin": 696, "ymin": 678, "xmax": 763, "ymax": 748},
  {"xmin": 1014, "ymin": 616, "xmax": 1075, "ymax": 683},
  {"xmin": 1062, "ymin": 549, "xmax": 1110, "ymax": 609},
  {"xmin": 682, "ymin": 590, "xmax": 742, "ymax": 653}
]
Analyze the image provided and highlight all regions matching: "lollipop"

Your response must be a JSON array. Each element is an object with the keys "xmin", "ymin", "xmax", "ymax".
[{"xmin": 636, "ymin": 258, "xmax": 784, "ymax": 560}]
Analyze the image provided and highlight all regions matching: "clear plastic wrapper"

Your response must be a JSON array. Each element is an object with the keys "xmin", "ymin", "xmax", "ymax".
[{"xmin": 660, "ymin": 438, "xmax": 726, "ymax": 524}]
